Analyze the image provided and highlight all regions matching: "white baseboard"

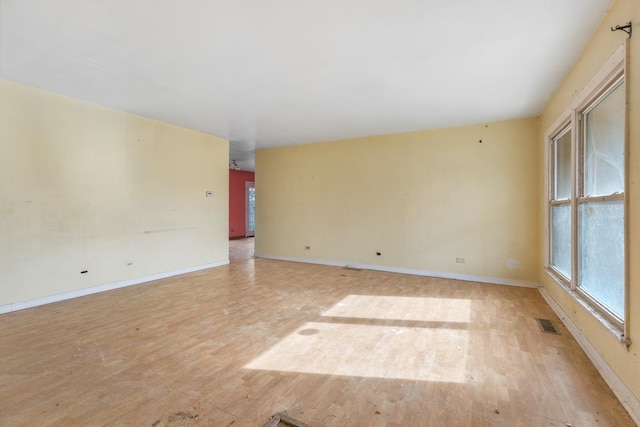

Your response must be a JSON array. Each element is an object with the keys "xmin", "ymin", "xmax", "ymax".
[
  {"xmin": 539, "ymin": 288, "xmax": 640, "ymax": 425},
  {"xmin": 254, "ymin": 253, "xmax": 540, "ymax": 288},
  {"xmin": 0, "ymin": 260, "xmax": 229, "ymax": 315}
]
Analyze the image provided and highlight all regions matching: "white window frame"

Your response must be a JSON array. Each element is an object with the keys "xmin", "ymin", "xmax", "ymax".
[
  {"xmin": 549, "ymin": 124, "xmax": 572, "ymax": 281},
  {"xmin": 544, "ymin": 42, "xmax": 630, "ymax": 343}
]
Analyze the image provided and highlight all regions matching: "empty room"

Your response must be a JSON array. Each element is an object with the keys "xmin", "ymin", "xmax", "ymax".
[{"xmin": 1, "ymin": 1, "xmax": 639, "ymax": 426}]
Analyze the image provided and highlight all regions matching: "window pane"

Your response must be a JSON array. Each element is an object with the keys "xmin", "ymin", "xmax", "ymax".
[
  {"xmin": 578, "ymin": 200, "xmax": 624, "ymax": 318},
  {"xmin": 248, "ymin": 187, "xmax": 256, "ymax": 231},
  {"xmin": 554, "ymin": 129, "xmax": 571, "ymax": 200},
  {"xmin": 551, "ymin": 203, "xmax": 571, "ymax": 278},
  {"xmin": 584, "ymin": 81, "xmax": 625, "ymax": 196}
]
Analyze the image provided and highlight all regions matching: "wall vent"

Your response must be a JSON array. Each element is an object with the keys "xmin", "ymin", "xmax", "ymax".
[{"xmin": 535, "ymin": 318, "xmax": 560, "ymax": 335}]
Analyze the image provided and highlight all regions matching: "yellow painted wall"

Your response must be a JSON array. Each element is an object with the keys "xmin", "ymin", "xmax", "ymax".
[
  {"xmin": 539, "ymin": 0, "xmax": 640, "ymax": 401},
  {"xmin": 256, "ymin": 117, "xmax": 540, "ymax": 284},
  {"xmin": 0, "ymin": 79, "xmax": 229, "ymax": 307}
]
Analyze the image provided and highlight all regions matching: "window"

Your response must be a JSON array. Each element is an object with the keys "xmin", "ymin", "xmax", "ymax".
[
  {"xmin": 578, "ymin": 80, "xmax": 625, "ymax": 319},
  {"xmin": 546, "ymin": 44, "xmax": 628, "ymax": 337},
  {"xmin": 550, "ymin": 127, "xmax": 572, "ymax": 279}
]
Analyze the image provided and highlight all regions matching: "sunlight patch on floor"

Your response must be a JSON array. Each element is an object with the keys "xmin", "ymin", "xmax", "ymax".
[
  {"xmin": 244, "ymin": 321, "xmax": 469, "ymax": 383},
  {"xmin": 321, "ymin": 294, "xmax": 472, "ymax": 323}
]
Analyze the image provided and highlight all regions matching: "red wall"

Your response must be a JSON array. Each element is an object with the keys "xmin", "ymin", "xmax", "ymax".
[{"xmin": 229, "ymin": 169, "xmax": 255, "ymax": 238}]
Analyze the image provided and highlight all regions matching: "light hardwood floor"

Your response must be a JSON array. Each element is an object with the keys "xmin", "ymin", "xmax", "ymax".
[{"xmin": 0, "ymin": 239, "xmax": 634, "ymax": 426}]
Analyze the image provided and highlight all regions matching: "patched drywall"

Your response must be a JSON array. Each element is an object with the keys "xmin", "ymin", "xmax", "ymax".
[{"xmin": 0, "ymin": 79, "xmax": 229, "ymax": 307}]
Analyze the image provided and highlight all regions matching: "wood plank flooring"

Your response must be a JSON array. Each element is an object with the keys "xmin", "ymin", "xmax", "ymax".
[{"xmin": 0, "ymin": 238, "xmax": 634, "ymax": 426}]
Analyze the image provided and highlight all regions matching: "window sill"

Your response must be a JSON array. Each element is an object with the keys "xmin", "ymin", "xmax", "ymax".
[{"xmin": 543, "ymin": 267, "xmax": 629, "ymax": 346}]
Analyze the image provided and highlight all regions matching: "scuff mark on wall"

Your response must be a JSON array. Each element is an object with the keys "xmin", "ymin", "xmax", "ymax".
[{"xmin": 143, "ymin": 226, "xmax": 198, "ymax": 234}]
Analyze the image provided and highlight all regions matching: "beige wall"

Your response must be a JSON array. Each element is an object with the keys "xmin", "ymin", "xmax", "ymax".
[
  {"xmin": 539, "ymin": 0, "xmax": 640, "ymax": 401},
  {"xmin": 256, "ymin": 117, "xmax": 540, "ymax": 284},
  {"xmin": 0, "ymin": 79, "xmax": 229, "ymax": 307}
]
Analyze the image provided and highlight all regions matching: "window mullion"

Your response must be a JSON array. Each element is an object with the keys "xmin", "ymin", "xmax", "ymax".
[
  {"xmin": 570, "ymin": 111, "xmax": 579, "ymax": 292},
  {"xmin": 623, "ymin": 40, "xmax": 630, "ymax": 341}
]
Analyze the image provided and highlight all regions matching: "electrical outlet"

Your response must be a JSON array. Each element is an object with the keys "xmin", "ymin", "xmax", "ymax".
[
  {"xmin": 126, "ymin": 262, "xmax": 133, "ymax": 267},
  {"xmin": 456, "ymin": 257, "xmax": 465, "ymax": 264}
]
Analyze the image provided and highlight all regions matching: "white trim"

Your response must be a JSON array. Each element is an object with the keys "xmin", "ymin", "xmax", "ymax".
[
  {"xmin": 539, "ymin": 287, "xmax": 640, "ymax": 425},
  {"xmin": 0, "ymin": 260, "xmax": 229, "ymax": 315},
  {"xmin": 571, "ymin": 43, "xmax": 625, "ymax": 112},
  {"xmin": 255, "ymin": 253, "xmax": 539, "ymax": 288}
]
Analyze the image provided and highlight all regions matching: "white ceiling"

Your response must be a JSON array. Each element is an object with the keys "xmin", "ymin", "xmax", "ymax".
[{"xmin": 0, "ymin": 0, "xmax": 611, "ymax": 171}]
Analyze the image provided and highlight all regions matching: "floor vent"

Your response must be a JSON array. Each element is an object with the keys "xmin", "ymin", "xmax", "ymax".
[
  {"xmin": 536, "ymin": 318, "xmax": 560, "ymax": 335},
  {"xmin": 264, "ymin": 412, "xmax": 311, "ymax": 427}
]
